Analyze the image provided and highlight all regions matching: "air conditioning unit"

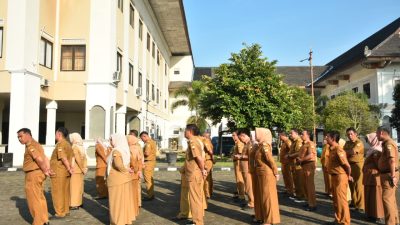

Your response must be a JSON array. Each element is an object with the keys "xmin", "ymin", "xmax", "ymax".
[
  {"xmin": 113, "ymin": 70, "xmax": 121, "ymax": 83},
  {"xmin": 136, "ymin": 87, "xmax": 142, "ymax": 96},
  {"xmin": 40, "ymin": 78, "xmax": 50, "ymax": 87}
]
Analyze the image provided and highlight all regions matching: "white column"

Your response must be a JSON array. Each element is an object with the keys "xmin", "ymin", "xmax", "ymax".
[
  {"xmin": 115, "ymin": 112, "xmax": 126, "ymax": 134},
  {"xmin": 0, "ymin": 102, "xmax": 4, "ymax": 144},
  {"xmin": 45, "ymin": 100, "xmax": 57, "ymax": 145}
]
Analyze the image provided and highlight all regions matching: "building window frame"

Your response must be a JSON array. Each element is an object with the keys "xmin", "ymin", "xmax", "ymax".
[
  {"xmin": 39, "ymin": 37, "xmax": 53, "ymax": 69},
  {"xmin": 117, "ymin": 52, "xmax": 122, "ymax": 73},
  {"xmin": 138, "ymin": 72, "xmax": 142, "ymax": 88},
  {"xmin": 129, "ymin": 63, "xmax": 134, "ymax": 86},
  {"xmin": 152, "ymin": 84, "xmax": 155, "ymax": 101},
  {"xmin": 118, "ymin": 0, "xmax": 124, "ymax": 12},
  {"xmin": 363, "ymin": 82, "xmax": 371, "ymax": 99},
  {"xmin": 139, "ymin": 20, "xmax": 143, "ymax": 40},
  {"xmin": 60, "ymin": 45, "xmax": 86, "ymax": 71},
  {"xmin": 146, "ymin": 79, "xmax": 150, "ymax": 100},
  {"xmin": 156, "ymin": 88, "xmax": 159, "ymax": 104},
  {"xmin": 352, "ymin": 87, "xmax": 358, "ymax": 93},
  {"xmin": 152, "ymin": 42, "xmax": 155, "ymax": 58},
  {"xmin": 129, "ymin": 4, "xmax": 134, "ymax": 28},
  {"xmin": 147, "ymin": 33, "xmax": 151, "ymax": 51},
  {"xmin": 0, "ymin": 27, "xmax": 3, "ymax": 58},
  {"xmin": 157, "ymin": 50, "xmax": 160, "ymax": 65}
]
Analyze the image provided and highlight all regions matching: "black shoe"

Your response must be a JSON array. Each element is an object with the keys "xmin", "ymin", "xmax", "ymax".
[
  {"xmin": 241, "ymin": 205, "xmax": 254, "ymax": 211},
  {"xmin": 302, "ymin": 203, "xmax": 309, "ymax": 208},
  {"xmin": 186, "ymin": 220, "xmax": 195, "ymax": 225},
  {"xmin": 143, "ymin": 196, "xmax": 155, "ymax": 201},
  {"xmin": 43, "ymin": 222, "xmax": 50, "ymax": 225},
  {"xmin": 171, "ymin": 216, "xmax": 188, "ymax": 221},
  {"xmin": 305, "ymin": 206, "xmax": 317, "ymax": 211},
  {"xmin": 70, "ymin": 206, "xmax": 79, "ymax": 210}
]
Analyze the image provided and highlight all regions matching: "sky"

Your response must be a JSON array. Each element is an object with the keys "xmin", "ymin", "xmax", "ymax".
[{"xmin": 183, "ymin": 0, "xmax": 400, "ymax": 67}]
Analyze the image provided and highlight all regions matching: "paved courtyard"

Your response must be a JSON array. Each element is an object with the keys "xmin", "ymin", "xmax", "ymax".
[{"xmin": 0, "ymin": 169, "xmax": 397, "ymax": 225}]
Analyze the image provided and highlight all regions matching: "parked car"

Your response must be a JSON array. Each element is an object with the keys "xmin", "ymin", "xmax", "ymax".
[{"xmin": 211, "ymin": 136, "xmax": 235, "ymax": 156}]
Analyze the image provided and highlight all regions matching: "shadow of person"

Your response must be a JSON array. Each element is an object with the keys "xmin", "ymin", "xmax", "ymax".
[{"xmin": 10, "ymin": 196, "xmax": 31, "ymax": 224}]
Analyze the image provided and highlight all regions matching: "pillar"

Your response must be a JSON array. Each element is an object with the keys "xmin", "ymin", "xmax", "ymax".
[
  {"xmin": 0, "ymin": 102, "xmax": 4, "ymax": 144},
  {"xmin": 45, "ymin": 100, "xmax": 57, "ymax": 145}
]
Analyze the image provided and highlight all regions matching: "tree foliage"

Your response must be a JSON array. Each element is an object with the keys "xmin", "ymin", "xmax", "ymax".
[
  {"xmin": 321, "ymin": 92, "xmax": 379, "ymax": 136},
  {"xmin": 390, "ymin": 83, "xmax": 400, "ymax": 130},
  {"xmin": 199, "ymin": 44, "xmax": 314, "ymax": 130}
]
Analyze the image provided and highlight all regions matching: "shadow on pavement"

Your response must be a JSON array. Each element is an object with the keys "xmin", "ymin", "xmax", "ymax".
[{"xmin": 10, "ymin": 196, "xmax": 31, "ymax": 224}]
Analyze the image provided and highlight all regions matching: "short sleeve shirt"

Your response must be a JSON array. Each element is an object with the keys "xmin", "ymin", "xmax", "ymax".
[
  {"xmin": 23, "ymin": 140, "xmax": 45, "ymax": 172},
  {"xmin": 378, "ymin": 139, "xmax": 399, "ymax": 173},
  {"xmin": 184, "ymin": 136, "xmax": 204, "ymax": 180},
  {"xmin": 328, "ymin": 145, "xmax": 349, "ymax": 175},
  {"xmin": 50, "ymin": 139, "xmax": 73, "ymax": 177}
]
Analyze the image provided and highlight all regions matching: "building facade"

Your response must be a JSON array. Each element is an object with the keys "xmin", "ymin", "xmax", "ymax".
[{"xmin": 0, "ymin": 0, "xmax": 194, "ymax": 166}]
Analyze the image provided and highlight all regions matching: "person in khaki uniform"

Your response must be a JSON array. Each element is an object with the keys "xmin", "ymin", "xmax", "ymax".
[
  {"xmin": 50, "ymin": 127, "xmax": 74, "ymax": 219},
  {"xmin": 279, "ymin": 132, "xmax": 294, "ymax": 197},
  {"xmin": 69, "ymin": 133, "xmax": 87, "ymax": 210},
  {"xmin": 343, "ymin": 127, "xmax": 365, "ymax": 212},
  {"xmin": 237, "ymin": 129, "xmax": 255, "ymax": 211},
  {"xmin": 288, "ymin": 129, "xmax": 306, "ymax": 202},
  {"xmin": 321, "ymin": 137, "xmax": 332, "ymax": 197},
  {"xmin": 376, "ymin": 126, "xmax": 400, "ymax": 225},
  {"xmin": 327, "ymin": 131, "xmax": 352, "ymax": 225},
  {"xmin": 363, "ymin": 133, "xmax": 384, "ymax": 223},
  {"xmin": 175, "ymin": 165, "xmax": 193, "ymax": 221},
  {"xmin": 184, "ymin": 124, "xmax": 206, "ymax": 225},
  {"xmin": 107, "ymin": 134, "xmax": 135, "ymax": 225},
  {"xmin": 232, "ymin": 131, "xmax": 246, "ymax": 201},
  {"xmin": 95, "ymin": 138, "xmax": 111, "ymax": 199},
  {"xmin": 18, "ymin": 128, "xmax": 51, "ymax": 225},
  {"xmin": 140, "ymin": 131, "xmax": 157, "ymax": 200},
  {"xmin": 201, "ymin": 132, "xmax": 214, "ymax": 199},
  {"xmin": 127, "ymin": 135, "xmax": 143, "ymax": 217},
  {"xmin": 297, "ymin": 130, "xmax": 317, "ymax": 211},
  {"xmin": 249, "ymin": 130, "xmax": 263, "ymax": 224},
  {"xmin": 254, "ymin": 128, "xmax": 280, "ymax": 225},
  {"xmin": 129, "ymin": 129, "xmax": 145, "ymax": 208}
]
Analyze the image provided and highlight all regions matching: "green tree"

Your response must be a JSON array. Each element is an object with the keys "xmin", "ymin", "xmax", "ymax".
[
  {"xmin": 199, "ymin": 43, "xmax": 314, "ymax": 130},
  {"xmin": 171, "ymin": 80, "xmax": 208, "ymax": 133},
  {"xmin": 390, "ymin": 83, "xmax": 400, "ymax": 130},
  {"xmin": 321, "ymin": 92, "xmax": 379, "ymax": 136}
]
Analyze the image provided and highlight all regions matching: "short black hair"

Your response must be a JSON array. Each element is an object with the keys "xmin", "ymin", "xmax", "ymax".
[
  {"xmin": 290, "ymin": 128, "xmax": 300, "ymax": 134},
  {"xmin": 56, "ymin": 127, "xmax": 69, "ymax": 138},
  {"xmin": 346, "ymin": 127, "xmax": 357, "ymax": 134},
  {"xmin": 327, "ymin": 130, "xmax": 340, "ymax": 143},
  {"xmin": 139, "ymin": 131, "xmax": 149, "ymax": 137},
  {"xmin": 17, "ymin": 128, "xmax": 32, "ymax": 136},
  {"xmin": 302, "ymin": 129, "xmax": 311, "ymax": 136},
  {"xmin": 278, "ymin": 131, "xmax": 288, "ymax": 136},
  {"xmin": 377, "ymin": 126, "xmax": 391, "ymax": 134},
  {"xmin": 186, "ymin": 124, "xmax": 200, "ymax": 136},
  {"xmin": 130, "ymin": 129, "xmax": 139, "ymax": 137},
  {"xmin": 237, "ymin": 128, "xmax": 251, "ymax": 137}
]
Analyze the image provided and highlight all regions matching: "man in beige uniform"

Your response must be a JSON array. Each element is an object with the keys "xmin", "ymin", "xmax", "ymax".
[
  {"xmin": 18, "ymin": 128, "xmax": 51, "ymax": 225},
  {"xmin": 140, "ymin": 131, "xmax": 157, "ymax": 200},
  {"xmin": 237, "ymin": 129, "xmax": 255, "ymax": 210},
  {"xmin": 279, "ymin": 131, "xmax": 294, "ymax": 197},
  {"xmin": 232, "ymin": 131, "xmax": 245, "ymax": 202},
  {"xmin": 343, "ymin": 127, "xmax": 365, "ymax": 212},
  {"xmin": 50, "ymin": 127, "xmax": 73, "ymax": 219},
  {"xmin": 202, "ymin": 132, "xmax": 214, "ymax": 199},
  {"xmin": 288, "ymin": 129, "xmax": 306, "ymax": 202},
  {"xmin": 184, "ymin": 124, "xmax": 207, "ymax": 225},
  {"xmin": 376, "ymin": 126, "xmax": 399, "ymax": 225},
  {"xmin": 130, "ymin": 129, "xmax": 144, "ymax": 207}
]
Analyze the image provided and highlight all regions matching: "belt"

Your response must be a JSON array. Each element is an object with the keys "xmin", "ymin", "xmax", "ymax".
[
  {"xmin": 25, "ymin": 168, "xmax": 40, "ymax": 173},
  {"xmin": 144, "ymin": 160, "xmax": 155, "ymax": 162}
]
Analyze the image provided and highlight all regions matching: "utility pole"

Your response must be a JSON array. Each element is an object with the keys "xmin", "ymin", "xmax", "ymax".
[{"xmin": 309, "ymin": 49, "xmax": 317, "ymax": 143}]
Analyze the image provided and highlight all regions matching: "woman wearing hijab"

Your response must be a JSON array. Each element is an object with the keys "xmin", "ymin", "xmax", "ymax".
[
  {"xmin": 95, "ymin": 138, "xmax": 111, "ymax": 199},
  {"xmin": 127, "ymin": 135, "xmax": 143, "ymax": 217},
  {"xmin": 254, "ymin": 128, "xmax": 280, "ymax": 225},
  {"xmin": 107, "ymin": 134, "xmax": 135, "ymax": 225},
  {"xmin": 363, "ymin": 133, "xmax": 384, "ymax": 222},
  {"xmin": 69, "ymin": 133, "xmax": 87, "ymax": 210}
]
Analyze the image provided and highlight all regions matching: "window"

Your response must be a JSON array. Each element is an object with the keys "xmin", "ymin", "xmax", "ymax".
[
  {"xmin": 352, "ymin": 87, "xmax": 358, "ymax": 93},
  {"xmin": 156, "ymin": 88, "xmax": 159, "ymax": 104},
  {"xmin": 146, "ymin": 79, "xmax": 149, "ymax": 100},
  {"xmin": 165, "ymin": 99, "xmax": 167, "ymax": 109},
  {"xmin": 395, "ymin": 79, "xmax": 400, "ymax": 87},
  {"xmin": 157, "ymin": 50, "xmax": 160, "ymax": 65},
  {"xmin": 174, "ymin": 68, "xmax": 180, "ymax": 75},
  {"xmin": 129, "ymin": 5, "xmax": 134, "ymax": 28},
  {"xmin": 152, "ymin": 84, "xmax": 155, "ymax": 101},
  {"xmin": 165, "ymin": 63, "xmax": 168, "ymax": 76},
  {"xmin": 139, "ymin": 20, "xmax": 143, "ymax": 40},
  {"xmin": 117, "ymin": 52, "xmax": 122, "ymax": 73},
  {"xmin": 0, "ymin": 27, "xmax": 3, "ymax": 58},
  {"xmin": 152, "ymin": 42, "xmax": 155, "ymax": 58},
  {"xmin": 118, "ymin": 0, "xmax": 123, "ymax": 12},
  {"xmin": 39, "ymin": 37, "xmax": 53, "ymax": 69},
  {"xmin": 363, "ymin": 83, "xmax": 371, "ymax": 99},
  {"xmin": 138, "ymin": 72, "xmax": 142, "ymax": 88},
  {"xmin": 146, "ymin": 33, "xmax": 150, "ymax": 51},
  {"xmin": 61, "ymin": 45, "xmax": 86, "ymax": 71},
  {"xmin": 129, "ymin": 63, "xmax": 134, "ymax": 86}
]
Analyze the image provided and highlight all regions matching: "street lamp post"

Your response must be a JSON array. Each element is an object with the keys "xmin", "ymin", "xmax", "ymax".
[{"xmin": 301, "ymin": 49, "xmax": 316, "ymax": 142}]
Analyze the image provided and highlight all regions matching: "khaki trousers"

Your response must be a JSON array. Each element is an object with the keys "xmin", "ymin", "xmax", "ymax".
[
  {"xmin": 178, "ymin": 173, "xmax": 192, "ymax": 219},
  {"xmin": 204, "ymin": 160, "xmax": 213, "ymax": 198},
  {"xmin": 25, "ymin": 170, "xmax": 48, "ymax": 225},
  {"xmin": 95, "ymin": 167, "xmax": 108, "ymax": 198},
  {"xmin": 51, "ymin": 176, "xmax": 71, "ymax": 217},
  {"xmin": 143, "ymin": 160, "xmax": 156, "ymax": 198},
  {"xmin": 381, "ymin": 172, "xmax": 399, "ymax": 225},
  {"xmin": 302, "ymin": 162, "xmax": 316, "ymax": 207},
  {"xmin": 70, "ymin": 173, "xmax": 84, "ymax": 207},
  {"xmin": 188, "ymin": 174, "xmax": 204, "ymax": 225},
  {"xmin": 234, "ymin": 161, "xmax": 245, "ymax": 199},
  {"xmin": 349, "ymin": 162, "xmax": 364, "ymax": 210},
  {"xmin": 331, "ymin": 174, "xmax": 350, "ymax": 225},
  {"xmin": 252, "ymin": 172, "xmax": 263, "ymax": 221},
  {"xmin": 281, "ymin": 163, "xmax": 294, "ymax": 195},
  {"xmin": 242, "ymin": 171, "xmax": 254, "ymax": 207},
  {"xmin": 292, "ymin": 166, "xmax": 305, "ymax": 199},
  {"xmin": 322, "ymin": 166, "xmax": 332, "ymax": 195}
]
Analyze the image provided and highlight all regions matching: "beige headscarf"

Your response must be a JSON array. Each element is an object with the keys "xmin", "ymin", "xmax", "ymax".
[
  {"xmin": 69, "ymin": 133, "xmax": 85, "ymax": 155},
  {"xmin": 255, "ymin": 127, "xmax": 272, "ymax": 145},
  {"xmin": 338, "ymin": 138, "xmax": 346, "ymax": 148},
  {"xmin": 366, "ymin": 132, "xmax": 382, "ymax": 157},
  {"xmin": 107, "ymin": 134, "xmax": 131, "ymax": 175}
]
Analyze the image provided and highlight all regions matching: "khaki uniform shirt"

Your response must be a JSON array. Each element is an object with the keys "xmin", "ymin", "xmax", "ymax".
[
  {"xmin": 279, "ymin": 139, "xmax": 292, "ymax": 164},
  {"xmin": 144, "ymin": 139, "xmax": 157, "ymax": 161},
  {"xmin": 321, "ymin": 144, "xmax": 330, "ymax": 168},
  {"xmin": 50, "ymin": 139, "xmax": 73, "ymax": 177},
  {"xmin": 184, "ymin": 136, "xmax": 204, "ymax": 181},
  {"xmin": 23, "ymin": 140, "xmax": 46, "ymax": 172},
  {"xmin": 298, "ymin": 140, "xmax": 317, "ymax": 164},
  {"xmin": 328, "ymin": 145, "xmax": 350, "ymax": 175},
  {"xmin": 343, "ymin": 138, "xmax": 364, "ymax": 163},
  {"xmin": 240, "ymin": 141, "xmax": 253, "ymax": 172},
  {"xmin": 95, "ymin": 143, "xmax": 110, "ymax": 168},
  {"xmin": 255, "ymin": 143, "xmax": 278, "ymax": 175},
  {"xmin": 202, "ymin": 137, "xmax": 213, "ymax": 161},
  {"xmin": 289, "ymin": 137, "xmax": 303, "ymax": 167},
  {"xmin": 233, "ymin": 141, "xmax": 244, "ymax": 161},
  {"xmin": 378, "ymin": 139, "xmax": 399, "ymax": 173}
]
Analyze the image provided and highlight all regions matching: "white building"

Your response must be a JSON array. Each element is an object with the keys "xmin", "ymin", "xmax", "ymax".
[
  {"xmin": 0, "ymin": 0, "xmax": 194, "ymax": 166},
  {"xmin": 312, "ymin": 17, "xmax": 400, "ymax": 142}
]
